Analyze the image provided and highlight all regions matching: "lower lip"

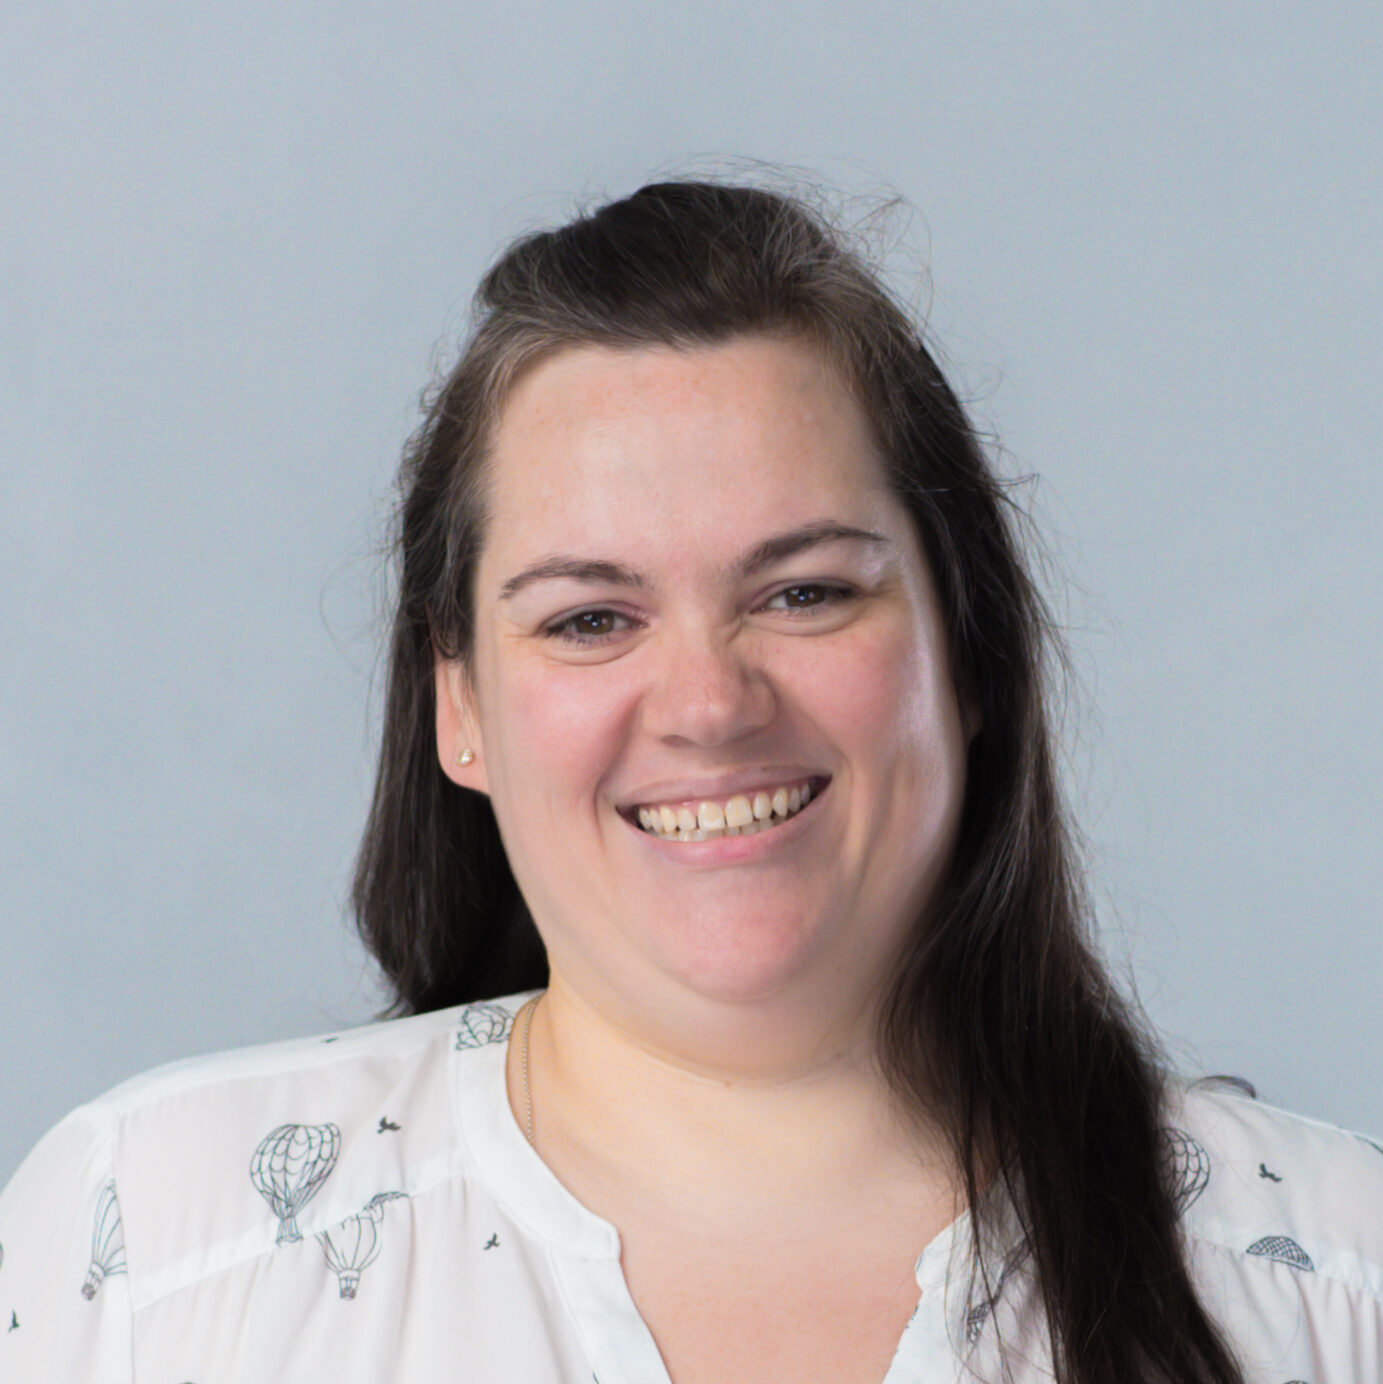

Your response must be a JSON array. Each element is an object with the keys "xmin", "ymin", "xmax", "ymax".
[{"xmin": 622, "ymin": 786, "xmax": 827, "ymax": 866}]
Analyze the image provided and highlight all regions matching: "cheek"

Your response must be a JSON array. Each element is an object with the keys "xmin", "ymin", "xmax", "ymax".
[
  {"xmin": 795, "ymin": 619, "xmax": 947, "ymax": 761},
  {"xmin": 486, "ymin": 659, "xmax": 634, "ymax": 812},
  {"xmin": 800, "ymin": 617, "xmax": 967, "ymax": 885}
]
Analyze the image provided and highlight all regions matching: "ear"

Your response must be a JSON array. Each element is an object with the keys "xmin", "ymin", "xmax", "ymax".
[{"xmin": 434, "ymin": 654, "xmax": 490, "ymax": 795}]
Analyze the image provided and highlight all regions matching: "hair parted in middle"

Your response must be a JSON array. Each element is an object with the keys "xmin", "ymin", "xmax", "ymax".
[{"xmin": 353, "ymin": 178, "xmax": 1245, "ymax": 1384}]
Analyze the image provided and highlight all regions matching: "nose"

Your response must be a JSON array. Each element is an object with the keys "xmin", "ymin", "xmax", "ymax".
[{"xmin": 639, "ymin": 621, "xmax": 777, "ymax": 747}]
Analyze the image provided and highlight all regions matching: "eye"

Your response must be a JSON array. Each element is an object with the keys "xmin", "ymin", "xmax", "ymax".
[
  {"xmin": 760, "ymin": 583, "xmax": 856, "ymax": 615},
  {"xmin": 541, "ymin": 608, "xmax": 638, "ymax": 646}
]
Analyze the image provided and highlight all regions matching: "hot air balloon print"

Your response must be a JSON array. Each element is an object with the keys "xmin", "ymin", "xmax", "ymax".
[
  {"xmin": 963, "ymin": 1297, "xmax": 992, "ymax": 1346},
  {"xmin": 317, "ymin": 1190, "xmax": 408, "ymax": 1298},
  {"xmin": 250, "ymin": 1123, "xmax": 341, "ymax": 1244},
  {"xmin": 1246, "ymin": 1234, "xmax": 1315, "ymax": 1271},
  {"xmin": 363, "ymin": 1190, "xmax": 408, "ymax": 1217},
  {"xmin": 1158, "ymin": 1127, "xmax": 1211, "ymax": 1214},
  {"xmin": 454, "ymin": 1003, "xmax": 514, "ymax": 1050},
  {"xmin": 962, "ymin": 1249, "xmax": 1023, "ymax": 1346},
  {"xmin": 81, "ymin": 1182, "xmax": 126, "ymax": 1299}
]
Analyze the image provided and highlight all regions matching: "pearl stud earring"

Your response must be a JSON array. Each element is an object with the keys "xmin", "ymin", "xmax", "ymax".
[{"xmin": 456, "ymin": 747, "xmax": 475, "ymax": 767}]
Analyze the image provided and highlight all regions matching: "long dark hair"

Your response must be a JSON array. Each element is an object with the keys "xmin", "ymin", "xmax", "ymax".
[{"xmin": 353, "ymin": 180, "xmax": 1245, "ymax": 1384}]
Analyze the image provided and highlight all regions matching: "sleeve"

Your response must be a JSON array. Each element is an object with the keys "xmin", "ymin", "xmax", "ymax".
[{"xmin": 0, "ymin": 1102, "xmax": 134, "ymax": 1383}]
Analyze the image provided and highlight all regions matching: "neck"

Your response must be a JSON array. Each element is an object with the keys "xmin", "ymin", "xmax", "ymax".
[{"xmin": 507, "ymin": 972, "xmax": 957, "ymax": 1228}]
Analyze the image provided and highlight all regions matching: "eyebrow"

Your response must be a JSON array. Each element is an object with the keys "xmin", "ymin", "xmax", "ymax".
[{"xmin": 497, "ymin": 521, "xmax": 892, "ymax": 600}]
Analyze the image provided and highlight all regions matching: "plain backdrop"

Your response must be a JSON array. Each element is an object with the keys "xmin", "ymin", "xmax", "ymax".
[{"xmin": 3, "ymin": 2, "xmax": 1380, "ymax": 1183}]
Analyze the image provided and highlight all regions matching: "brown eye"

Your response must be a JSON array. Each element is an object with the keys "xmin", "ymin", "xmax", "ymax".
[
  {"xmin": 542, "ymin": 608, "xmax": 637, "ymax": 646},
  {"xmin": 763, "ymin": 583, "xmax": 854, "ymax": 614}
]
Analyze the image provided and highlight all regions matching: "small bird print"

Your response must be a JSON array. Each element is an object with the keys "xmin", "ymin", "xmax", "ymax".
[
  {"xmin": 1258, "ymin": 1163, "xmax": 1283, "ymax": 1182},
  {"xmin": 377, "ymin": 1116, "xmax": 401, "ymax": 1133},
  {"xmin": 483, "ymin": 1234, "xmax": 500, "ymax": 1250},
  {"xmin": 8, "ymin": 1311, "xmax": 17, "ymax": 1332}
]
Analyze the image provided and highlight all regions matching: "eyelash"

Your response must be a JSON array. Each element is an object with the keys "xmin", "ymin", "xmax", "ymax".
[{"xmin": 540, "ymin": 584, "xmax": 857, "ymax": 648}]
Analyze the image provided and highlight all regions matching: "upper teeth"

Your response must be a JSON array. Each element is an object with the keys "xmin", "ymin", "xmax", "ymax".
[{"xmin": 635, "ymin": 781, "xmax": 814, "ymax": 839}]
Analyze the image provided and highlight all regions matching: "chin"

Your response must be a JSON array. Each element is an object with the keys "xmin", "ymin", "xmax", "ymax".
[{"xmin": 646, "ymin": 911, "xmax": 834, "ymax": 1006}]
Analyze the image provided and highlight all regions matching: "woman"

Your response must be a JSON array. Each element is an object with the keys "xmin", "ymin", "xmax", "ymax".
[{"xmin": 2, "ymin": 180, "xmax": 1379, "ymax": 1383}]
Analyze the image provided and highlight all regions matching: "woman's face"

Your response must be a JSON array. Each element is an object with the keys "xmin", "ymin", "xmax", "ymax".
[{"xmin": 438, "ymin": 334, "xmax": 974, "ymax": 1048}]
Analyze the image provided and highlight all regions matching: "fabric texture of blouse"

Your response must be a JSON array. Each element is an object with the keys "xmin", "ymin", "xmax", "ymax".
[{"xmin": 2, "ymin": 992, "xmax": 1380, "ymax": 1383}]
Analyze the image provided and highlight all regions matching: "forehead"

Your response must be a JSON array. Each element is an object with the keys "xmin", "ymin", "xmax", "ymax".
[{"xmin": 480, "ymin": 335, "xmax": 906, "ymax": 580}]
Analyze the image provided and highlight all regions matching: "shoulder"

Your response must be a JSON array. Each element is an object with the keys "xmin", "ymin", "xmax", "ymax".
[
  {"xmin": 0, "ymin": 996, "xmax": 530, "ymax": 1309},
  {"xmin": 93, "ymin": 1002, "xmax": 468, "ymax": 1111},
  {"xmin": 83, "ymin": 994, "xmax": 528, "ymax": 1129},
  {"xmin": 1163, "ymin": 1081, "xmax": 1383, "ymax": 1298}
]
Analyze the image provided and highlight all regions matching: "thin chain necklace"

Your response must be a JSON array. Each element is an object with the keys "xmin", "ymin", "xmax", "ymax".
[{"xmin": 518, "ymin": 993, "xmax": 541, "ymax": 1147}]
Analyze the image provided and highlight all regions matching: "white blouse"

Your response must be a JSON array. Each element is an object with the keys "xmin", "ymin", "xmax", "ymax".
[{"xmin": 1, "ymin": 993, "xmax": 1380, "ymax": 1383}]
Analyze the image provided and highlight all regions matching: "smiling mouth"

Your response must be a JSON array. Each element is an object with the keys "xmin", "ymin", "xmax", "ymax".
[{"xmin": 623, "ymin": 776, "xmax": 828, "ymax": 842}]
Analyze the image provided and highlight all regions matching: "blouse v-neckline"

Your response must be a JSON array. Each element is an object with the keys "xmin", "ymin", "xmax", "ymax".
[{"xmin": 453, "ymin": 1013, "xmax": 984, "ymax": 1384}]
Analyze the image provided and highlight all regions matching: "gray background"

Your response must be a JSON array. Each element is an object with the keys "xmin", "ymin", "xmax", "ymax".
[{"xmin": 3, "ymin": 2, "xmax": 1379, "ymax": 1183}]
